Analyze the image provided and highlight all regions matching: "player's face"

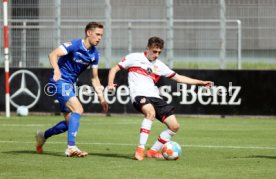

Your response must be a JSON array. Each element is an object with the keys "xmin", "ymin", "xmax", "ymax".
[
  {"xmin": 146, "ymin": 47, "xmax": 162, "ymax": 61},
  {"xmin": 87, "ymin": 28, "xmax": 104, "ymax": 46}
]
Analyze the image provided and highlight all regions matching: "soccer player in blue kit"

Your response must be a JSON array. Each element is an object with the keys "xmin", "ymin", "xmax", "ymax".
[{"xmin": 35, "ymin": 22, "xmax": 109, "ymax": 157}]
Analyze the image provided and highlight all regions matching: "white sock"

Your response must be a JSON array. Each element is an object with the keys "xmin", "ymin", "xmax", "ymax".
[
  {"xmin": 151, "ymin": 129, "xmax": 176, "ymax": 151},
  {"xmin": 138, "ymin": 118, "xmax": 153, "ymax": 149},
  {"xmin": 68, "ymin": 145, "xmax": 76, "ymax": 149}
]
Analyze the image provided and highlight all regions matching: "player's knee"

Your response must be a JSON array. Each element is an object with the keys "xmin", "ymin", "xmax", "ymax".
[
  {"xmin": 77, "ymin": 107, "xmax": 84, "ymax": 114},
  {"xmin": 170, "ymin": 122, "xmax": 180, "ymax": 133},
  {"xmin": 72, "ymin": 106, "xmax": 83, "ymax": 114},
  {"xmin": 145, "ymin": 111, "xmax": 155, "ymax": 120}
]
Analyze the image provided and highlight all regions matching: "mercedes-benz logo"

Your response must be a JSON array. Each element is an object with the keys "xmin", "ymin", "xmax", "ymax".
[{"xmin": 9, "ymin": 70, "xmax": 41, "ymax": 109}]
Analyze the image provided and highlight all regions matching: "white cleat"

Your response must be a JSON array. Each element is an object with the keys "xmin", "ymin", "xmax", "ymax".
[{"xmin": 65, "ymin": 146, "xmax": 88, "ymax": 157}]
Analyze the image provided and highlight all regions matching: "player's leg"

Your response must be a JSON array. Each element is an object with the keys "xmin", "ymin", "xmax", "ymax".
[
  {"xmin": 135, "ymin": 103, "xmax": 155, "ymax": 160},
  {"xmin": 44, "ymin": 112, "xmax": 70, "ymax": 139},
  {"xmin": 139, "ymin": 103, "xmax": 155, "ymax": 148},
  {"xmin": 146, "ymin": 99, "xmax": 178, "ymax": 159},
  {"xmin": 133, "ymin": 96, "xmax": 156, "ymax": 160},
  {"xmin": 150, "ymin": 115, "xmax": 180, "ymax": 152},
  {"xmin": 64, "ymin": 96, "xmax": 88, "ymax": 157},
  {"xmin": 35, "ymin": 112, "xmax": 70, "ymax": 154},
  {"xmin": 36, "ymin": 80, "xmax": 71, "ymax": 154}
]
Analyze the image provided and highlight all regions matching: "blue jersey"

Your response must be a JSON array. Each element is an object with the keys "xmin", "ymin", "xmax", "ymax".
[{"xmin": 51, "ymin": 39, "xmax": 99, "ymax": 83}]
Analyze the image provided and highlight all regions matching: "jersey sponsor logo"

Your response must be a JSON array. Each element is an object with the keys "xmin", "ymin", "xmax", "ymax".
[
  {"xmin": 73, "ymin": 57, "xmax": 89, "ymax": 65},
  {"xmin": 63, "ymin": 42, "xmax": 72, "ymax": 47}
]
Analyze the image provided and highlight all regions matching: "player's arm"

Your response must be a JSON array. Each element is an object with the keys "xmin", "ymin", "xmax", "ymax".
[
  {"xmin": 171, "ymin": 73, "xmax": 213, "ymax": 87},
  {"xmin": 91, "ymin": 68, "xmax": 108, "ymax": 113},
  {"xmin": 48, "ymin": 47, "xmax": 66, "ymax": 81},
  {"xmin": 107, "ymin": 65, "xmax": 121, "ymax": 91}
]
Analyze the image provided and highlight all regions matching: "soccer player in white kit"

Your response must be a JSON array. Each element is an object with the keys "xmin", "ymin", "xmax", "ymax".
[{"xmin": 108, "ymin": 37, "xmax": 213, "ymax": 160}]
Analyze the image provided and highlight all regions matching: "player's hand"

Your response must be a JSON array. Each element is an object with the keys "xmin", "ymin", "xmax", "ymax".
[
  {"xmin": 53, "ymin": 69, "xmax": 61, "ymax": 81},
  {"xmin": 100, "ymin": 101, "xmax": 109, "ymax": 113},
  {"xmin": 107, "ymin": 84, "xmax": 117, "ymax": 91},
  {"xmin": 202, "ymin": 81, "xmax": 214, "ymax": 88}
]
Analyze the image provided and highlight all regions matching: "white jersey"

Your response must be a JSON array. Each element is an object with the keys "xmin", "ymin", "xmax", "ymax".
[{"xmin": 118, "ymin": 52, "xmax": 176, "ymax": 102}]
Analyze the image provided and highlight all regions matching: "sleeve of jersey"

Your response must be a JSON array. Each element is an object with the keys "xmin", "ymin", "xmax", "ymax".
[
  {"xmin": 90, "ymin": 52, "xmax": 99, "ymax": 68},
  {"xmin": 117, "ymin": 55, "xmax": 132, "ymax": 69},
  {"xmin": 160, "ymin": 62, "xmax": 176, "ymax": 78},
  {"xmin": 60, "ymin": 41, "xmax": 75, "ymax": 55}
]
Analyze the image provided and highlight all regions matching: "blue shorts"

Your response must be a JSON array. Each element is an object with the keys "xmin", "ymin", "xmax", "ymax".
[{"xmin": 48, "ymin": 79, "xmax": 76, "ymax": 113}]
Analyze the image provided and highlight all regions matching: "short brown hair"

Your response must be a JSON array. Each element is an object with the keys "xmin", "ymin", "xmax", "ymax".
[
  {"xmin": 147, "ymin": 36, "xmax": 164, "ymax": 49},
  {"xmin": 85, "ymin": 22, "xmax": 104, "ymax": 33}
]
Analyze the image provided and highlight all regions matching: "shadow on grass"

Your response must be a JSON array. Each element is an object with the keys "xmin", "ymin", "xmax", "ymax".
[
  {"xmin": 231, "ymin": 155, "xmax": 276, "ymax": 160},
  {"xmin": 89, "ymin": 152, "xmax": 172, "ymax": 161},
  {"xmin": 2, "ymin": 150, "xmax": 134, "ymax": 160},
  {"xmin": 89, "ymin": 152, "xmax": 134, "ymax": 160},
  {"xmin": 245, "ymin": 155, "xmax": 276, "ymax": 160},
  {"xmin": 2, "ymin": 150, "xmax": 64, "ymax": 157}
]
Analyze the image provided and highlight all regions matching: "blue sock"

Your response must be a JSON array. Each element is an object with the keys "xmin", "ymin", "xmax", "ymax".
[
  {"xmin": 44, "ymin": 120, "xmax": 68, "ymax": 139},
  {"xmin": 67, "ymin": 112, "xmax": 81, "ymax": 146}
]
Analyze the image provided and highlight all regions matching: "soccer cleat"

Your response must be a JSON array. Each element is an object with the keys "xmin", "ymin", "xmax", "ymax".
[
  {"xmin": 65, "ymin": 146, "xmax": 88, "ymax": 157},
  {"xmin": 35, "ymin": 130, "xmax": 45, "ymax": 154},
  {"xmin": 134, "ymin": 147, "xmax": 145, "ymax": 161},
  {"xmin": 146, "ymin": 149, "xmax": 164, "ymax": 159}
]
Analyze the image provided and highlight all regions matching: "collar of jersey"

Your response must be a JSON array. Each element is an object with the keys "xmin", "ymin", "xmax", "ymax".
[{"xmin": 81, "ymin": 39, "xmax": 94, "ymax": 52}]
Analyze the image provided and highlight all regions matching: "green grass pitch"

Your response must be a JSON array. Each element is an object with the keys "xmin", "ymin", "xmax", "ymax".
[{"xmin": 0, "ymin": 115, "xmax": 276, "ymax": 179}]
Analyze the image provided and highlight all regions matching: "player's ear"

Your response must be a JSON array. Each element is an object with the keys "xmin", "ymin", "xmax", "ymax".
[{"xmin": 86, "ymin": 29, "xmax": 93, "ymax": 37}]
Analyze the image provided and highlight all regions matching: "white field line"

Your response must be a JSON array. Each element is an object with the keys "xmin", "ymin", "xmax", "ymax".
[
  {"xmin": 0, "ymin": 124, "xmax": 51, "ymax": 127},
  {"xmin": 0, "ymin": 122, "xmax": 138, "ymax": 127},
  {"xmin": 0, "ymin": 140, "xmax": 276, "ymax": 150}
]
